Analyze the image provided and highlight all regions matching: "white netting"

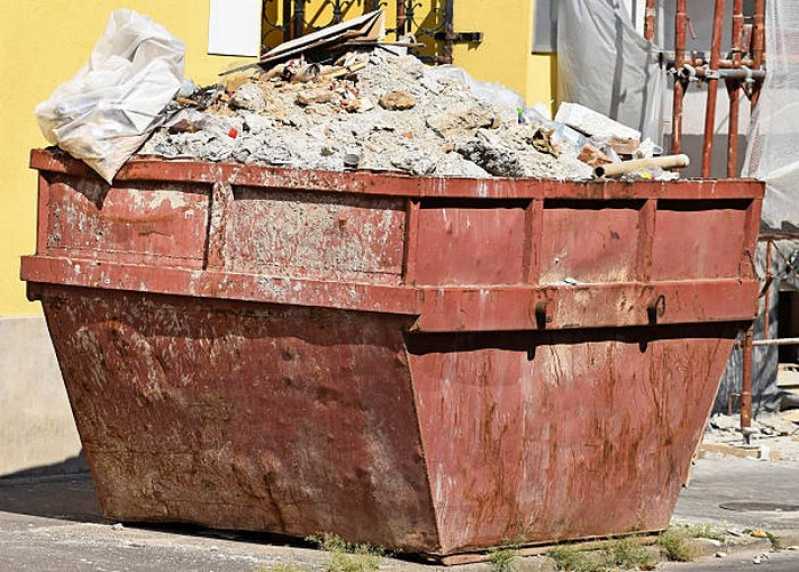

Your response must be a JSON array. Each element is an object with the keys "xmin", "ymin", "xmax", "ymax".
[
  {"xmin": 743, "ymin": 0, "xmax": 799, "ymax": 231},
  {"xmin": 557, "ymin": 0, "xmax": 666, "ymax": 142}
]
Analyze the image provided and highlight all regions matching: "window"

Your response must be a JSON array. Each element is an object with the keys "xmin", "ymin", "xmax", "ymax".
[{"xmin": 208, "ymin": 0, "xmax": 263, "ymax": 57}]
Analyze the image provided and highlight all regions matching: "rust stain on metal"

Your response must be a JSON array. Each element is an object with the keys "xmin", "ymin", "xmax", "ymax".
[
  {"xmin": 22, "ymin": 149, "xmax": 764, "ymax": 557},
  {"xmin": 226, "ymin": 188, "xmax": 405, "ymax": 284}
]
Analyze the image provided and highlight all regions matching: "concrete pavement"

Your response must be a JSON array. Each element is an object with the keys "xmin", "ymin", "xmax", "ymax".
[
  {"xmin": 661, "ymin": 550, "xmax": 799, "ymax": 571},
  {"xmin": 674, "ymin": 456, "xmax": 799, "ymax": 531}
]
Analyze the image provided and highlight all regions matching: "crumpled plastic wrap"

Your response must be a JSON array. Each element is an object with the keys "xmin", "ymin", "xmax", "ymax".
[{"xmin": 35, "ymin": 9, "xmax": 184, "ymax": 183}]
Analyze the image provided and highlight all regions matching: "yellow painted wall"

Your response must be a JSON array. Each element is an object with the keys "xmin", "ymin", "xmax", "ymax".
[
  {"xmin": 0, "ymin": 1, "xmax": 555, "ymax": 317},
  {"xmin": 0, "ymin": 1, "xmax": 253, "ymax": 317}
]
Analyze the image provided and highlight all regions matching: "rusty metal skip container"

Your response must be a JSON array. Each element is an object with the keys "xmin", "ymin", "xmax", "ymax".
[{"xmin": 21, "ymin": 149, "xmax": 763, "ymax": 558}]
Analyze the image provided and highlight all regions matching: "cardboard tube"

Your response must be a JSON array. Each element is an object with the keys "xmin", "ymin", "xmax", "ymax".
[{"xmin": 595, "ymin": 154, "xmax": 691, "ymax": 178}]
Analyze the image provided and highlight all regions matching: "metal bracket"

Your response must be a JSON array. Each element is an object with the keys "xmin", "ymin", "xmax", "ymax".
[
  {"xmin": 534, "ymin": 300, "xmax": 551, "ymax": 330},
  {"xmin": 647, "ymin": 294, "xmax": 667, "ymax": 325},
  {"xmin": 433, "ymin": 31, "xmax": 483, "ymax": 43}
]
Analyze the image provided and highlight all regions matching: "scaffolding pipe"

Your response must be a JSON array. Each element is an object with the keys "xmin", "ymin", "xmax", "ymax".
[
  {"xmin": 727, "ymin": 0, "xmax": 744, "ymax": 177},
  {"xmin": 751, "ymin": 0, "xmax": 766, "ymax": 109},
  {"xmin": 702, "ymin": 0, "xmax": 726, "ymax": 178},
  {"xmin": 683, "ymin": 56, "xmax": 756, "ymax": 69},
  {"xmin": 676, "ymin": 66, "xmax": 766, "ymax": 81},
  {"xmin": 644, "ymin": 0, "xmax": 657, "ymax": 42},
  {"xmin": 671, "ymin": 0, "xmax": 687, "ymax": 155},
  {"xmin": 753, "ymin": 338, "xmax": 799, "ymax": 347},
  {"xmin": 741, "ymin": 326, "xmax": 754, "ymax": 429}
]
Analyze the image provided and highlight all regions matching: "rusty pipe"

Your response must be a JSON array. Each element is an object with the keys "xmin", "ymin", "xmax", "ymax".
[
  {"xmin": 644, "ymin": 0, "xmax": 657, "ymax": 42},
  {"xmin": 396, "ymin": 0, "xmax": 406, "ymax": 41},
  {"xmin": 671, "ymin": 0, "xmax": 687, "ymax": 155},
  {"xmin": 684, "ymin": 67, "xmax": 766, "ymax": 81},
  {"xmin": 727, "ymin": 0, "xmax": 744, "ymax": 177},
  {"xmin": 741, "ymin": 326, "xmax": 753, "ymax": 429},
  {"xmin": 751, "ymin": 0, "xmax": 766, "ymax": 109},
  {"xmin": 667, "ymin": 56, "xmax": 756, "ymax": 70},
  {"xmin": 702, "ymin": 0, "xmax": 725, "ymax": 178}
]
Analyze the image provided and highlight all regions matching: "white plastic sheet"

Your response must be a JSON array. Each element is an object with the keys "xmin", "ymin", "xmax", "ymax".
[
  {"xmin": 35, "ymin": 10, "xmax": 184, "ymax": 183},
  {"xmin": 557, "ymin": 0, "xmax": 665, "ymax": 143},
  {"xmin": 743, "ymin": 0, "xmax": 799, "ymax": 231}
]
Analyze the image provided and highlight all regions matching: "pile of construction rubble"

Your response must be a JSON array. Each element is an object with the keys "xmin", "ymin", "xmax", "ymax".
[
  {"xmin": 703, "ymin": 412, "xmax": 799, "ymax": 462},
  {"xmin": 37, "ymin": 9, "xmax": 681, "ymax": 182},
  {"xmin": 139, "ymin": 49, "xmax": 669, "ymax": 181}
]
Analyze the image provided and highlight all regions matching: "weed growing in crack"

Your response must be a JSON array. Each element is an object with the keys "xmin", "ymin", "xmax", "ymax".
[{"xmin": 307, "ymin": 533, "xmax": 385, "ymax": 572}]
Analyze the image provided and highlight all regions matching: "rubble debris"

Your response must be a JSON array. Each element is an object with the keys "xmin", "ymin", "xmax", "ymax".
[
  {"xmin": 224, "ymin": 73, "xmax": 253, "ymax": 95},
  {"xmin": 455, "ymin": 131, "xmax": 526, "ymax": 178},
  {"xmin": 378, "ymin": 90, "xmax": 416, "ymax": 110},
  {"xmin": 578, "ymin": 144, "xmax": 613, "ymax": 167},
  {"xmin": 38, "ymin": 7, "xmax": 671, "ymax": 183},
  {"xmin": 296, "ymin": 88, "xmax": 335, "ymax": 107},
  {"xmin": 137, "ymin": 22, "xmax": 649, "ymax": 181},
  {"xmin": 531, "ymin": 127, "xmax": 561, "ymax": 157},
  {"xmin": 230, "ymin": 83, "xmax": 267, "ymax": 112},
  {"xmin": 426, "ymin": 103, "xmax": 497, "ymax": 137},
  {"xmin": 343, "ymin": 150, "xmax": 361, "ymax": 169},
  {"xmin": 455, "ymin": 128, "xmax": 592, "ymax": 179},
  {"xmin": 556, "ymin": 101, "xmax": 642, "ymax": 155},
  {"xmin": 702, "ymin": 411, "xmax": 799, "ymax": 463}
]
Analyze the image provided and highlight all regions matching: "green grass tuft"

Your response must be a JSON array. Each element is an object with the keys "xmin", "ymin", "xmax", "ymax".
[
  {"xmin": 766, "ymin": 531, "xmax": 783, "ymax": 550},
  {"xmin": 547, "ymin": 545, "xmax": 606, "ymax": 572},
  {"xmin": 603, "ymin": 538, "xmax": 657, "ymax": 570},
  {"xmin": 682, "ymin": 523, "xmax": 726, "ymax": 542},
  {"xmin": 657, "ymin": 528, "xmax": 698, "ymax": 562},
  {"xmin": 549, "ymin": 538, "xmax": 658, "ymax": 571},
  {"xmin": 307, "ymin": 533, "xmax": 384, "ymax": 572},
  {"xmin": 488, "ymin": 544, "xmax": 520, "ymax": 572}
]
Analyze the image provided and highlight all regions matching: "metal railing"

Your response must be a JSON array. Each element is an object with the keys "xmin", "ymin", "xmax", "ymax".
[{"xmin": 260, "ymin": 0, "xmax": 480, "ymax": 64}]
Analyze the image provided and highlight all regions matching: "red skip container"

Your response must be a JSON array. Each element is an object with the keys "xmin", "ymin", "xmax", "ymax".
[{"xmin": 22, "ymin": 148, "xmax": 762, "ymax": 559}]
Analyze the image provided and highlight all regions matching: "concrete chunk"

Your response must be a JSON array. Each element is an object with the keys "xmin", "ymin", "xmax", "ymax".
[{"xmin": 555, "ymin": 102, "xmax": 640, "ymax": 146}]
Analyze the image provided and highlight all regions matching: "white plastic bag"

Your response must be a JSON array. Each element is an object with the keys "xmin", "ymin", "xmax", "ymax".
[{"xmin": 35, "ymin": 10, "xmax": 185, "ymax": 183}]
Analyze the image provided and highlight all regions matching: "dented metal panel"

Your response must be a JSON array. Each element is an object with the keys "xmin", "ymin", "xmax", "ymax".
[
  {"xmin": 225, "ymin": 189, "xmax": 406, "ymax": 284},
  {"xmin": 21, "ymin": 149, "xmax": 764, "ymax": 557},
  {"xmin": 45, "ymin": 175, "xmax": 209, "ymax": 267},
  {"xmin": 407, "ymin": 326, "xmax": 737, "ymax": 552}
]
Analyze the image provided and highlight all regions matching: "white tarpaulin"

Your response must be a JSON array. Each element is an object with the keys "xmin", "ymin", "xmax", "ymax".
[
  {"xmin": 35, "ymin": 10, "xmax": 184, "ymax": 183},
  {"xmin": 557, "ymin": 0, "xmax": 665, "ymax": 142},
  {"xmin": 743, "ymin": 0, "xmax": 799, "ymax": 231}
]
